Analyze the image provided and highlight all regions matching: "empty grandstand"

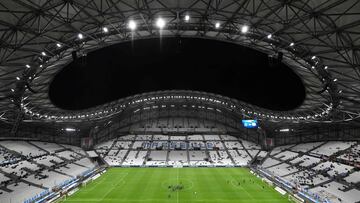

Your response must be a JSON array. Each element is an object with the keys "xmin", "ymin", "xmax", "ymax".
[
  {"xmin": 95, "ymin": 134, "xmax": 263, "ymax": 167},
  {"xmin": 0, "ymin": 0, "xmax": 359, "ymax": 203},
  {"xmin": 0, "ymin": 140, "xmax": 97, "ymax": 203}
]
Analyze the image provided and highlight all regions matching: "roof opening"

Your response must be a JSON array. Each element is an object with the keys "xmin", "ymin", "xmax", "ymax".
[{"xmin": 49, "ymin": 37, "xmax": 305, "ymax": 111}]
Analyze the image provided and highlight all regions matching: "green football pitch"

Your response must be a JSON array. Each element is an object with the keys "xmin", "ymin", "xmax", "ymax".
[{"xmin": 62, "ymin": 167, "xmax": 292, "ymax": 203}]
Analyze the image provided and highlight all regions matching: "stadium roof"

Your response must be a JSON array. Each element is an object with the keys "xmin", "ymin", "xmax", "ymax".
[{"xmin": 0, "ymin": 0, "xmax": 359, "ymax": 125}]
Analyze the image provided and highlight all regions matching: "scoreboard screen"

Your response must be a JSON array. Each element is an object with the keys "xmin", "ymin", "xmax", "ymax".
[{"xmin": 242, "ymin": 120, "xmax": 258, "ymax": 129}]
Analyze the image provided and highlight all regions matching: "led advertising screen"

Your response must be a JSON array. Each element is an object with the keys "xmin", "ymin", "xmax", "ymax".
[{"xmin": 242, "ymin": 120, "xmax": 258, "ymax": 129}]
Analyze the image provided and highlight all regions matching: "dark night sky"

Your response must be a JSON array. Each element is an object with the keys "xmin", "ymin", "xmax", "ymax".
[{"xmin": 49, "ymin": 37, "xmax": 305, "ymax": 111}]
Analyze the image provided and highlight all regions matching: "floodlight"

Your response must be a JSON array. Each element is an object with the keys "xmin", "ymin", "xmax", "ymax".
[
  {"xmin": 156, "ymin": 18, "xmax": 165, "ymax": 29},
  {"xmin": 215, "ymin": 22, "xmax": 220, "ymax": 29},
  {"xmin": 128, "ymin": 20, "xmax": 137, "ymax": 30},
  {"xmin": 279, "ymin": 128, "xmax": 290, "ymax": 132},
  {"xmin": 185, "ymin": 15, "xmax": 190, "ymax": 21},
  {"xmin": 65, "ymin": 128, "xmax": 76, "ymax": 132},
  {"xmin": 241, "ymin": 25, "xmax": 249, "ymax": 33}
]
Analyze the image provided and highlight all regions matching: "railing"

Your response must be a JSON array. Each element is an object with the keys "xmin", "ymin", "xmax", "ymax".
[
  {"xmin": 24, "ymin": 167, "xmax": 98, "ymax": 203},
  {"xmin": 23, "ymin": 189, "xmax": 50, "ymax": 203},
  {"xmin": 256, "ymin": 167, "xmax": 326, "ymax": 203}
]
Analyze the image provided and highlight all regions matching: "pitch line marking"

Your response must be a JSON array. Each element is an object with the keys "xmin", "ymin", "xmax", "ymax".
[
  {"xmin": 177, "ymin": 168, "xmax": 179, "ymax": 203},
  {"xmin": 82, "ymin": 172, "xmax": 128, "ymax": 193},
  {"xmin": 99, "ymin": 173, "xmax": 128, "ymax": 201},
  {"xmin": 229, "ymin": 179, "xmax": 255, "ymax": 200},
  {"xmin": 161, "ymin": 178, "xmax": 194, "ymax": 191}
]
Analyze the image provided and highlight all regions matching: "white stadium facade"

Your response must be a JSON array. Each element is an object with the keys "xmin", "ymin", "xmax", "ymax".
[{"xmin": 0, "ymin": 0, "xmax": 359, "ymax": 203}]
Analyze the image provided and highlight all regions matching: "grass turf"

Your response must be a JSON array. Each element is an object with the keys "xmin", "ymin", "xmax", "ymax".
[{"xmin": 62, "ymin": 167, "xmax": 292, "ymax": 202}]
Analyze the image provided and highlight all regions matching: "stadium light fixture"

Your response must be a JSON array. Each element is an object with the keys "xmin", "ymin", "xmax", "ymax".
[
  {"xmin": 103, "ymin": 27, "xmax": 109, "ymax": 33},
  {"xmin": 56, "ymin": 43, "xmax": 62, "ymax": 48},
  {"xmin": 184, "ymin": 15, "xmax": 190, "ymax": 21},
  {"xmin": 267, "ymin": 34, "xmax": 272, "ymax": 39},
  {"xmin": 279, "ymin": 128, "xmax": 290, "ymax": 132},
  {"xmin": 156, "ymin": 18, "xmax": 165, "ymax": 29},
  {"xmin": 65, "ymin": 128, "xmax": 76, "ymax": 132},
  {"xmin": 128, "ymin": 20, "xmax": 137, "ymax": 30},
  {"xmin": 241, "ymin": 25, "xmax": 249, "ymax": 33},
  {"xmin": 78, "ymin": 33, "xmax": 83, "ymax": 39},
  {"xmin": 215, "ymin": 22, "xmax": 220, "ymax": 29}
]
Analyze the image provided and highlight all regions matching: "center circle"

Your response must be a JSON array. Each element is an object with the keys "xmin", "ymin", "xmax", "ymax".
[{"xmin": 161, "ymin": 178, "xmax": 194, "ymax": 192}]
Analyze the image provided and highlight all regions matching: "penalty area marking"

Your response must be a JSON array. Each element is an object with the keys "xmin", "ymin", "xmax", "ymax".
[
  {"xmin": 82, "ymin": 173, "xmax": 128, "ymax": 193},
  {"xmin": 99, "ymin": 173, "xmax": 128, "ymax": 200}
]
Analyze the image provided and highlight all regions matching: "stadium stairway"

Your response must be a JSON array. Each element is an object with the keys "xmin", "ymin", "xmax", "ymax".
[
  {"xmin": 0, "ymin": 165, "xmax": 47, "ymax": 191},
  {"xmin": 53, "ymin": 168, "xmax": 74, "ymax": 178},
  {"xmin": 186, "ymin": 149, "xmax": 191, "ymax": 165},
  {"xmin": 120, "ymin": 149, "xmax": 131, "ymax": 165},
  {"xmin": 223, "ymin": 143, "xmax": 236, "ymax": 165},
  {"xmin": 166, "ymin": 150, "xmax": 170, "ymax": 165},
  {"xmin": 27, "ymin": 142, "xmax": 50, "ymax": 154},
  {"xmin": 248, "ymin": 150, "xmax": 261, "ymax": 165},
  {"xmin": 307, "ymin": 177, "xmax": 334, "ymax": 189},
  {"xmin": 0, "ymin": 185, "xmax": 12, "ymax": 193},
  {"xmin": 239, "ymin": 140, "xmax": 255, "ymax": 165},
  {"xmin": 71, "ymin": 161, "xmax": 88, "ymax": 168},
  {"xmin": 143, "ymin": 149, "xmax": 152, "ymax": 165},
  {"xmin": 0, "ymin": 144, "xmax": 25, "ymax": 160},
  {"xmin": 258, "ymin": 151, "xmax": 271, "ymax": 165},
  {"xmin": 205, "ymin": 147, "xmax": 211, "ymax": 161},
  {"xmin": 58, "ymin": 144, "xmax": 87, "ymax": 158},
  {"xmin": 0, "ymin": 168, "xmax": 16, "ymax": 182},
  {"xmin": 20, "ymin": 179, "xmax": 47, "ymax": 190},
  {"xmin": 104, "ymin": 138, "xmax": 118, "ymax": 157}
]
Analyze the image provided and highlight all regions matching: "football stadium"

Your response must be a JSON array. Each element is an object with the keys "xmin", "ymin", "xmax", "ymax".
[{"xmin": 0, "ymin": 1, "xmax": 360, "ymax": 203}]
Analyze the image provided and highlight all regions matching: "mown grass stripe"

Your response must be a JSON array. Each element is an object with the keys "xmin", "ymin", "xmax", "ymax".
[{"xmin": 62, "ymin": 167, "xmax": 292, "ymax": 203}]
